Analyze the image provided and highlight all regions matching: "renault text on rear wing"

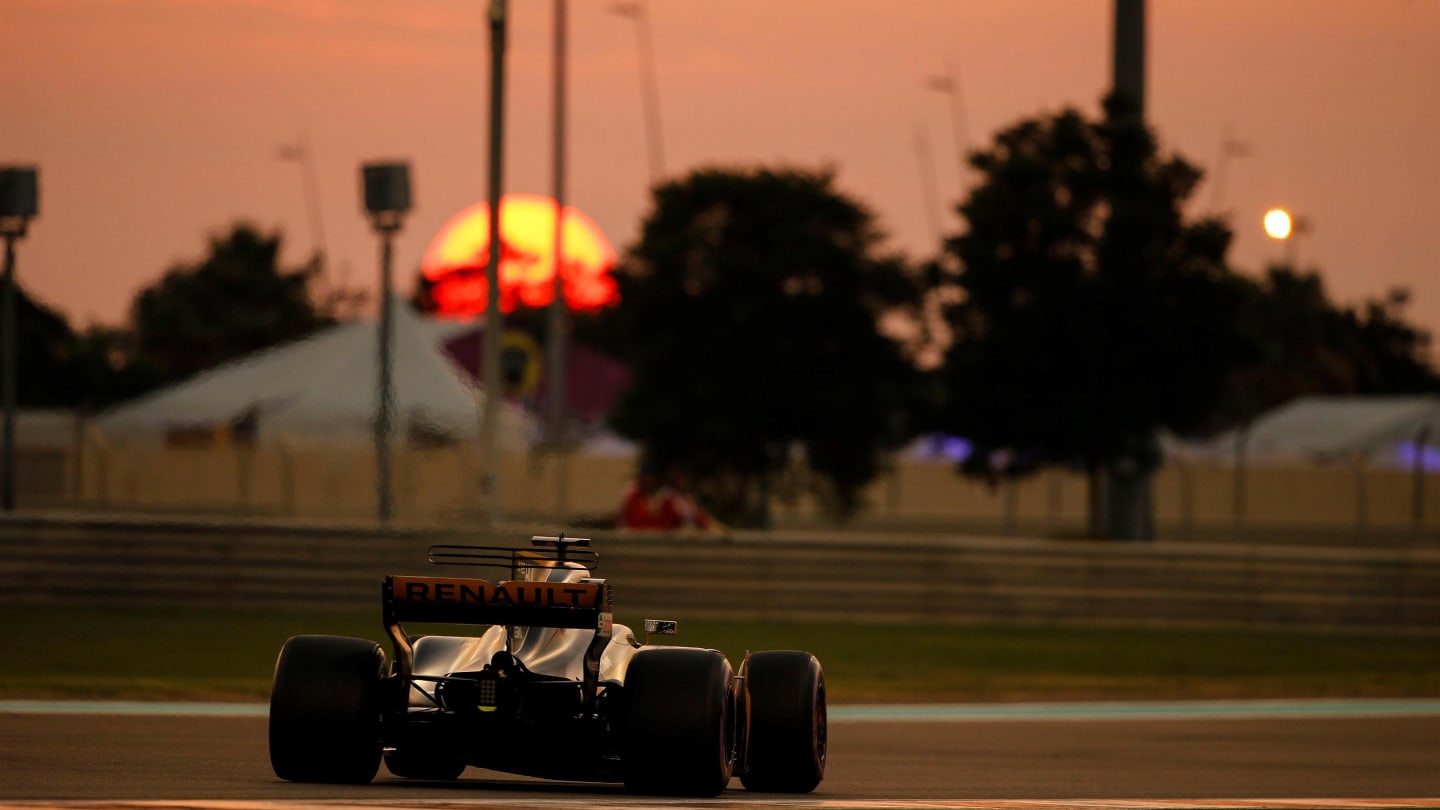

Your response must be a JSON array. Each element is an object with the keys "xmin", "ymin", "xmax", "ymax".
[{"xmin": 383, "ymin": 575, "xmax": 605, "ymax": 629}]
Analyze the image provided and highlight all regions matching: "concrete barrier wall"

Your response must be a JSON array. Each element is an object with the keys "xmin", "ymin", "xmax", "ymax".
[
  {"xmin": 3, "ymin": 516, "xmax": 1436, "ymax": 634},
  {"xmin": 14, "ymin": 438, "xmax": 1440, "ymax": 541},
  {"xmin": 40, "ymin": 443, "xmax": 637, "ymax": 524}
]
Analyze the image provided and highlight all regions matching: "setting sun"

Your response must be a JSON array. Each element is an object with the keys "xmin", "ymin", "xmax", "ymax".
[{"xmin": 420, "ymin": 194, "xmax": 618, "ymax": 316}]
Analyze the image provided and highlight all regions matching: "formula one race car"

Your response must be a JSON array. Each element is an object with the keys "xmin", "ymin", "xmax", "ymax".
[{"xmin": 268, "ymin": 535, "xmax": 826, "ymax": 796}]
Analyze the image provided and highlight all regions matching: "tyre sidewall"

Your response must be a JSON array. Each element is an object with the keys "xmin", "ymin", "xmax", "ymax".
[
  {"xmin": 621, "ymin": 646, "xmax": 734, "ymax": 796},
  {"xmin": 740, "ymin": 650, "xmax": 826, "ymax": 793},
  {"xmin": 269, "ymin": 634, "xmax": 385, "ymax": 784}
]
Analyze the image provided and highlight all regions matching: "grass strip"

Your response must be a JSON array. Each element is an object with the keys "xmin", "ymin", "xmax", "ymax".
[{"xmin": 5, "ymin": 605, "xmax": 1437, "ymax": 703}]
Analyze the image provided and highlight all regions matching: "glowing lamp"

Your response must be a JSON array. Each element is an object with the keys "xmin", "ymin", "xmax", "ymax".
[
  {"xmin": 421, "ymin": 194, "xmax": 617, "ymax": 316},
  {"xmin": 1263, "ymin": 208, "xmax": 1293, "ymax": 241}
]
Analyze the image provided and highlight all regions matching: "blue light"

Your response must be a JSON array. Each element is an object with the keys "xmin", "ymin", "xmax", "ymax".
[
  {"xmin": 1394, "ymin": 442, "xmax": 1440, "ymax": 472},
  {"xmin": 919, "ymin": 434, "xmax": 972, "ymax": 463}
]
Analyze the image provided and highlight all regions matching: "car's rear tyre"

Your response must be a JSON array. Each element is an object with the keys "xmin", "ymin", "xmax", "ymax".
[
  {"xmin": 622, "ymin": 647, "xmax": 734, "ymax": 796},
  {"xmin": 739, "ymin": 650, "xmax": 826, "ymax": 793},
  {"xmin": 269, "ymin": 634, "xmax": 385, "ymax": 784},
  {"xmin": 384, "ymin": 747, "xmax": 468, "ymax": 780}
]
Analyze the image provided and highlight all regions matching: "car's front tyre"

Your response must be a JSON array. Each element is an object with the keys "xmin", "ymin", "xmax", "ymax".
[{"xmin": 269, "ymin": 634, "xmax": 385, "ymax": 784}]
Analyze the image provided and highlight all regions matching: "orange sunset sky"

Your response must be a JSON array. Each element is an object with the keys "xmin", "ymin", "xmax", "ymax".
[{"xmin": 2, "ymin": 0, "xmax": 1438, "ymax": 358}]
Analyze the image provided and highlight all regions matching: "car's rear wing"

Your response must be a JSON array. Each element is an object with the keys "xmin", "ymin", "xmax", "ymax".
[
  {"xmin": 382, "ymin": 536, "xmax": 614, "ymax": 711},
  {"xmin": 427, "ymin": 536, "xmax": 599, "ymax": 574},
  {"xmin": 386, "ymin": 536, "xmax": 606, "ymax": 629},
  {"xmin": 383, "ymin": 575, "xmax": 606, "ymax": 630}
]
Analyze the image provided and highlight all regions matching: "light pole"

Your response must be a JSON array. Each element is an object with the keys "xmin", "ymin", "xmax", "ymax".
[
  {"xmin": 0, "ymin": 166, "xmax": 38, "ymax": 512},
  {"xmin": 924, "ymin": 63, "xmax": 972, "ymax": 198},
  {"xmin": 278, "ymin": 133, "xmax": 329, "ymax": 277},
  {"xmin": 1112, "ymin": 0, "xmax": 1145, "ymax": 111},
  {"xmin": 611, "ymin": 1, "xmax": 665, "ymax": 184},
  {"xmin": 1205, "ymin": 127, "xmax": 1249, "ymax": 213},
  {"xmin": 1263, "ymin": 207, "xmax": 1310, "ymax": 267},
  {"xmin": 482, "ymin": 0, "xmax": 510, "ymax": 527},
  {"xmin": 548, "ymin": 0, "xmax": 572, "ymax": 519},
  {"xmin": 911, "ymin": 122, "xmax": 943, "ymax": 243},
  {"xmin": 361, "ymin": 161, "xmax": 411, "ymax": 523},
  {"xmin": 1106, "ymin": 0, "xmax": 1150, "ymax": 542}
]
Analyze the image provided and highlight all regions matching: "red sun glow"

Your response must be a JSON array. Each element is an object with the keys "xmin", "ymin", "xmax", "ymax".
[{"xmin": 420, "ymin": 194, "xmax": 618, "ymax": 316}]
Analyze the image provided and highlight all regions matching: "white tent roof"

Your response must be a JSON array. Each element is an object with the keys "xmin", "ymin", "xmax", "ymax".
[
  {"xmin": 98, "ymin": 301, "xmax": 533, "ymax": 447},
  {"xmin": 1196, "ymin": 395, "xmax": 1440, "ymax": 464}
]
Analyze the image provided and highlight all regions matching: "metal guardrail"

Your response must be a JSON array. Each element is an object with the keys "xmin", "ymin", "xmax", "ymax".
[{"xmin": 2, "ymin": 514, "xmax": 1437, "ymax": 634}]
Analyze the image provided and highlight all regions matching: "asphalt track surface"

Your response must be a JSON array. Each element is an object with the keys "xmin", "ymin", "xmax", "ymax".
[{"xmin": 2, "ymin": 705, "xmax": 1439, "ymax": 809}]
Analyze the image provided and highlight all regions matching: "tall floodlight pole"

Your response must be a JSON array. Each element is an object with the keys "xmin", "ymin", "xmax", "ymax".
[
  {"xmin": 912, "ymin": 123, "xmax": 943, "ymax": 243},
  {"xmin": 0, "ymin": 166, "xmax": 38, "ymax": 512},
  {"xmin": 1106, "ymin": 0, "xmax": 1149, "ymax": 541},
  {"xmin": 1206, "ymin": 127, "xmax": 1249, "ymax": 214},
  {"xmin": 277, "ymin": 133, "xmax": 329, "ymax": 274},
  {"xmin": 547, "ymin": 0, "xmax": 571, "ymax": 519},
  {"xmin": 481, "ymin": 0, "xmax": 510, "ymax": 526},
  {"xmin": 924, "ymin": 63, "xmax": 973, "ymax": 197},
  {"xmin": 361, "ymin": 162, "xmax": 411, "ymax": 524},
  {"xmin": 1113, "ymin": 0, "xmax": 1145, "ymax": 114},
  {"xmin": 612, "ymin": 2, "xmax": 665, "ymax": 183}
]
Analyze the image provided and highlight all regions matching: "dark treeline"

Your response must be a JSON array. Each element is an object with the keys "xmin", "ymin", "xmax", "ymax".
[
  {"xmin": 9, "ymin": 223, "xmax": 360, "ymax": 411},
  {"xmin": 11, "ymin": 98, "xmax": 1438, "ymax": 530}
]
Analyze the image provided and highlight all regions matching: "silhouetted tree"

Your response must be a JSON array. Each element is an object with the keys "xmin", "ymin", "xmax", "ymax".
[
  {"xmin": 597, "ymin": 166, "xmax": 922, "ymax": 525},
  {"xmin": 129, "ymin": 224, "xmax": 334, "ymax": 384},
  {"xmin": 1347, "ymin": 288, "xmax": 1440, "ymax": 394},
  {"xmin": 6, "ymin": 278, "xmax": 85, "ymax": 408},
  {"xmin": 934, "ymin": 96, "xmax": 1254, "ymax": 538},
  {"xmin": 1218, "ymin": 268, "xmax": 1440, "ymax": 426},
  {"xmin": 2, "ymin": 279, "xmax": 157, "ymax": 410}
]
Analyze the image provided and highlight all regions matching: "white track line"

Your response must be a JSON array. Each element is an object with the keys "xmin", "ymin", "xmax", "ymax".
[
  {"xmin": 6, "ymin": 699, "xmax": 1440, "ymax": 721},
  {"xmin": 5, "ymin": 799, "xmax": 1440, "ymax": 809}
]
